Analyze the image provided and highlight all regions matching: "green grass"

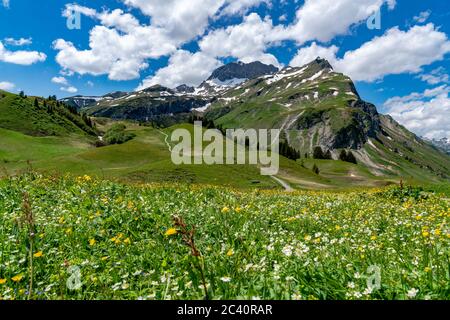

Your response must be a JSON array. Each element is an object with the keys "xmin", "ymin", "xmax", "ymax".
[
  {"xmin": 0, "ymin": 91, "xmax": 96, "ymax": 137},
  {"xmin": 0, "ymin": 174, "xmax": 448, "ymax": 300},
  {"xmin": 0, "ymin": 128, "xmax": 90, "ymax": 170}
]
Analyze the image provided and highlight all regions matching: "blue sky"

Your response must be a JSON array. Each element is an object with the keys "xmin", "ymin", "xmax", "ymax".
[{"xmin": 0, "ymin": 0, "xmax": 449, "ymax": 139}]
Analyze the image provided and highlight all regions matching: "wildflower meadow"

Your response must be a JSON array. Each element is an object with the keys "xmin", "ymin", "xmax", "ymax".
[{"xmin": 0, "ymin": 174, "xmax": 449, "ymax": 300}]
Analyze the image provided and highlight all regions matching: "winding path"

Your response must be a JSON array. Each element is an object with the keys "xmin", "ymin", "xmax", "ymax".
[
  {"xmin": 270, "ymin": 176, "xmax": 294, "ymax": 192},
  {"xmin": 158, "ymin": 130, "xmax": 172, "ymax": 152}
]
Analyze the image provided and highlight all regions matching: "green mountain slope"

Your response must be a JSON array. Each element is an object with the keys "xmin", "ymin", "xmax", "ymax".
[
  {"xmin": 204, "ymin": 58, "xmax": 450, "ymax": 182},
  {"xmin": 0, "ymin": 90, "xmax": 97, "ymax": 137}
]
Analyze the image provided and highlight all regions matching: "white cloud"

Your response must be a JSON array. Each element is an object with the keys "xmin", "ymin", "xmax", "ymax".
[
  {"xmin": 53, "ymin": 24, "xmax": 175, "ymax": 81},
  {"xmin": 220, "ymin": 0, "xmax": 271, "ymax": 16},
  {"xmin": 279, "ymin": 14, "xmax": 287, "ymax": 22},
  {"xmin": 0, "ymin": 81, "xmax": 15, "ymax": 91},
  {"xmin": 199, "ymin": 13, "xmax": 282, "ymax": 67},
  {"xmin": 0, "ymin": 41, "xmax": 46, "ymax": 65},
  {"xmin": 60, "ymin": 86, "xmax": 78, "ymax": 94},
  {"xmin": 384, "ymin": 85, "xmax": 450, "ymax": 139},
  {"xmin": 291, "ymin": 24, "xmax": 450, "ymax": 83},
  {"xmin": 137, "ymin": 50, "xmax": 223, "ymax": 89},
  {"xmin": 336, "ymin": 24, "xmax": 450, "ymax": 82},
  {"xmin": 122, "ymin": 0, "xmax": 225, "ymax": 42},
  {"xmin": 122, "ymin": 0, "xmax": 268, "ymax": 39},
  {"xmin": 55, "ymin": 1, "xmax": 276, "ymax": 81},
  {"xmin": 290, "ymin": 42, "xmax": 339, "ymax": 67},
  {"xmin": 51, "ymin": 76, "xmax": 69, "ymax": 85},
  {"xmin": 3, "ymin": 37, "xmax": 32, "ymax": 46},
  {"xmin": 417, "ymin": 67, "xmax": 448, "ymax": 85},
  {"xmin": 2, "ymin": 0, "xmax": 9, "ymax": 8},
  {"xmin": 285, "ymin": 0, "xmax": 396, "ymax": 45},
  {"xmin": 413, "ymin": 10, "xmax": 431, "ymax": 24},
  {"xmin": 54, "ymin": 5, "xmax": 185, "ymax": 81},
  {"xmin": 97, "ymin": 9, "xmax": 140, "ymax": 33}
]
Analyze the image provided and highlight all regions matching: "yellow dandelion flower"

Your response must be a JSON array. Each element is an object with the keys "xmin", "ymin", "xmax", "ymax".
[
  {"xmin": 89, "ymin": 239, "xmax": 96, "ymax": 246},
  {"xmin": 165, "ymin": 228, "xmax": 177, "ymax": 236},
  {"xmin": 424, "ymin": 267, "xmax": 432, "ymax": 273},
  {"xmin": 0, "ymin": 279, "xmax": 6, "ymax": 285},
  {"xmin": 33, "ymin": 251, "xmax": 43, "ymax": 258},
  {"xmin": 370, "ymin": 235, "xmax": 377, "ymax": 241},
  {"xmin": 335, "ymin": 225, "xmax": 341, "ymax": 231},
  {"xmin": 234, "ymin": 207, "xmax": 242, "ymax": 213},
  {"xmin": 226, "ymin": 249, "xmax": 234, "ymax": 257},
  {"xmin": 434, "ymin": 229, "xmax": 441, "ymax": 236},
  {"xmin": 124, "ymin": 238, "xmax": 131, "ymax": 245},
  {"xmin": 11, "ymin": 274, "xmax": 23, "ymax": 282},
  {"xmin": 101, "ymin": 256, "xmax": 109, "ymax": 261},
  {"xmin": 65, "ymin": 228, "xmax": 72, "ymax": 235},
  {"xmin": 221, "ymin": 207, "xmax": 230, "ymax": 213},
  {"xmin": 422, "ymin": 231, "xmax": 430, "ymax": 238}
]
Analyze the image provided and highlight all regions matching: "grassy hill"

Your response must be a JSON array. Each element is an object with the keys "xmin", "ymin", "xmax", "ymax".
[{"xmin": 0, "ymin": 90, "xmax": 97, "ymax": 137}]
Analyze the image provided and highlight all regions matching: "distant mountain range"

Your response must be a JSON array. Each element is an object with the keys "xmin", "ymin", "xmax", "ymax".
[
  {"xmin": 425, "ymin": 137, "xmax": 450, "ymax": 154},
  {"xmin": 61, "ymin": 61, "xmax": 279, "ymax": 110},
  {"xmin": 60, "ymin": 91, "xmax": 128, "ymax": 110}
]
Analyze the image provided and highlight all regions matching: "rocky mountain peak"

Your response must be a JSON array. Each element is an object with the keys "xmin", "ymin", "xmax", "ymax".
[
  {"xmin": 207, "ymin": 61, "xmax": 278, "ymax": 82},
  {"xmin": 103, "ymin": 91, "xmax": 128, "ymax": 99},
  {"xmin": 310, "ymin": 57, "xmax": 334, "ymax": 70},
  {"xmin": 142, "ymin": 84, "xmax": 174, "ymax": 94},
  {"xmin": 175, "ymin": 84, "xmax": 195, "ymax": 94}
]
